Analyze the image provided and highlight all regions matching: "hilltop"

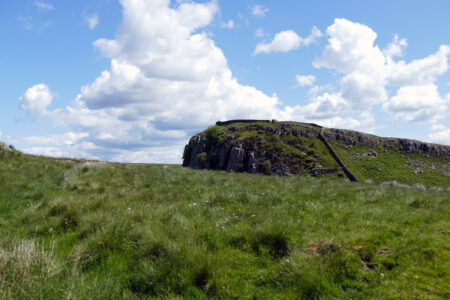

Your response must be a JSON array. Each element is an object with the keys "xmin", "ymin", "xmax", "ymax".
[{"xmin": 183, "ymin": 120, "xmax": 450, "ymax": 188}]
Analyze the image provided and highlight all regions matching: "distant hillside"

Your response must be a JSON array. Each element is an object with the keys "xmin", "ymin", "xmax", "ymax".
[{"xmin": 183, "ymin": 120, "xmax": 450, "ymax": 188}]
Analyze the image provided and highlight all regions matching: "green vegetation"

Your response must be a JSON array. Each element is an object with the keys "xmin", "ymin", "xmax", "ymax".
[
  {"xmin": 197, "ymin": 152, "xmax": 208, "ymax": 168},
  {"xmin": 1, "ymin": 148, "xmax": 449, "ymax": 299},
  {"xmin": 192, "ymin": 122, "xmax": 449, "ymax": 187},
  {"xmin": 263, "ymin": 160, "xmax": 271, "ymax": 174},
  {"xmin": 197, "ymin": 122, "xmax": 339, "ymax": 174},
  {"xmin": 327, "ymin": 132, "xmax": 450, "ymax": 187}
]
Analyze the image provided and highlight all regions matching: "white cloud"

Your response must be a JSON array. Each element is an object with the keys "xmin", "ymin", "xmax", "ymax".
[
  {"xmin": 85, "ymin": 14, "xmax": 99, "ymax": 30},
  {"xmin": 383, "ymin": 34, "xmax": 407, "ymax": 58},
  {"xmin": 16, "ymin": 12, "xmax": 450, "ymax": 162},
  {"xmin": 19, "ymin": 84, "xmax": 54, "ymax": 117},
  {"xmin": 312, "ymin": 18, "xmax": 449, "ymax": 121},
  {"xmin": 312, "ymin": 18, "xmax": 388, "ymax": 112},
  {"xmin": 383, "ymin": 84, "xmax": 447, "ymax": 122},
  {"xmin": 254, "ymin": 27, "xmax": 322, "ymax": 54},
  {"xmin": 34, "ymin": 1, "xmax": 54, "ymax": 11},
  {"xmin": 221, "ymin": 19, "xmax": 234, "ymax": 29},
  {"xmin": 251, "ymin": 4, "xmax": 269, "ymax": 17},
  {"xmin": 314, "ymin": 18, "xmax": 386, "ymax": 75},
  {"xmin": 295, "ymin": 75, "xmax": 315, "ymax": 87},
  {"xmin": 387, "ymin": 45, "xmax": 450, "ymax": 85},
  {"xmin": 19, "ymin": 0, "xmax": 281, "ymax": 163},
  {"xmin": 430, "ymin": 124, "xmax": 446, "ymax": 131},
  {"xmin": 428, "ymin": 125, "xmax": 450, "ymax": 145}
]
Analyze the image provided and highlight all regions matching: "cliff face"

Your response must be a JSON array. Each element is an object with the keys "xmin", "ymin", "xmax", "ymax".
[
  {"xmin": 183, "ymin": 121, "xmax": 334, "ymax": 176},
  {"xmin": 183, "ymin": 121, "xmax": 450, "ymax": 186}
]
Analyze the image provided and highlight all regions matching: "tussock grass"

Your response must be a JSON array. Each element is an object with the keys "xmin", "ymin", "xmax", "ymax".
[
  {"xmin": 0, "ymin": 240, "xmax": 60, "ymax": 298},
  {"xmin": 0, "ymin": 149, "xmax": 449, "ymax": 298}
]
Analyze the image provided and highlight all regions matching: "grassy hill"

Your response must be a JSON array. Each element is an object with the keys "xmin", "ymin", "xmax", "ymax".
[
  {"xmin": 0, "ymin": 147, "xmax": 449, "ymax": 299},
  {"xmin": 184, "ymin": 121, "xmax": 450, "ymax": 188}
]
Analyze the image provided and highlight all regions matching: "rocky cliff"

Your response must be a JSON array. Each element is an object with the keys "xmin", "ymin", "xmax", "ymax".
[
  {"xmin": 183, "ymin": 121, "xmax": 327, "ymax": 176},
  {"xmin": 183, "ymin": 120, "xmax": 450, "ymax": 186}
]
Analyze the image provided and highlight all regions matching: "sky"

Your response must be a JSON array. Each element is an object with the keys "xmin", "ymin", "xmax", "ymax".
[{"xmin": 0, "ymin": 0, "xmax": 449, "ymax": 163}]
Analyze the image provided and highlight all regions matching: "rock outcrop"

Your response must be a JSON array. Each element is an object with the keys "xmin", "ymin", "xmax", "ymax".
[
  {"xmin": 183, "ymin": 120, "xmax": 450, "ymax": 180},
  {"xmin": 324, "ymin": 129, "xmax": 450, "ymax": 156},
  {"xmin": 183, "ymin": 121, "xmax": 328, "ymax": 176},
  {"xmin": 0, "ymin": 142, "xmax": 13, "ymax": 152},
  {"xmin": 183, "ymin": 134, "xmax": 293, "ymax": 175}
]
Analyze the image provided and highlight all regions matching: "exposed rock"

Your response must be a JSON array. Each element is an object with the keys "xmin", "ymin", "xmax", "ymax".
[
  {"xmin": 367, "ymin": 150, "xmax": 377, "ymax": 157},
  {"xmin": 183, "ymin": 120, "xmax": 450, "ymax": 181},
  {"xmin": 226, "ymin": 142, "xmax": 245, "ymax": 172},
  {"xmin": 0, "ymin": 142, "xmax": 13, "ymax": 152},
  {"xmin": 324, "ymin": 129, "xmax": 450, "ymax": 156}
]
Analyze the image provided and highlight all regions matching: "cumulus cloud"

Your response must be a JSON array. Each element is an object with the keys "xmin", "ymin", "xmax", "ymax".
[
  {"xmin": 251, "ymin": 4, "xmax": 269, "ymax": 17},
  {"xmin": 254, "ymin": 27, "xmax": 322, "ymax": 54},
  {"xmin": 383, "ymin": 84, "xmax": 447, "ymax": 122},
  {"xmin": 387, "ymin": 45, "xmax": 450, "ymax": 85},
  {"xmin": 17, "ymin": 11, "xmax": 450, "ymax": 161},
  {"xmin": 19, "ymin": 84, "xmax": 54, "ymax": 117},
  {"xmin": 312, "ymin": 18, "xmax": 449, "ymax": 122},
  {"xmin": 428, "ymin": 125, "xmax": 450, "ymax": 145},
  {"xmin": 295, "ymin": 75, "xmax": 315, "ymax": 87},
  {"xmin": 85, "ymin": 14, "xmax": 99, "ymax": 30},
  {"xmin": 20, "ymin": 0, "xmax": 281, "ymax": 162}
]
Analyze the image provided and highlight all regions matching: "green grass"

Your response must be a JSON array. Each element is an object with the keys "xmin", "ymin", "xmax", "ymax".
[
  {"xmin": 328, "ymin": 135, "xmax": 450, "ymax": 187},
  {"xmin": 0, "ymin": 148, "xmax": 449, "ymax": 299}
]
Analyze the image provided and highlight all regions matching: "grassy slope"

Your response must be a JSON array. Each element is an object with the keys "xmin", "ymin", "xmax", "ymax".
[
  {"xmin": 325, "ymin": 129, "xmax": 450, "ymax": 187},
  {"xmin": 1, "ymin": 149, "xmax": 449, "ymax": 299}
]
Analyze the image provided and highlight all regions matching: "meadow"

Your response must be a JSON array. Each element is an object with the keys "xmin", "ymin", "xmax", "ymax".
[{"xmin": 0, "ymin": 148, "xmax": 449, "ymax": 299}]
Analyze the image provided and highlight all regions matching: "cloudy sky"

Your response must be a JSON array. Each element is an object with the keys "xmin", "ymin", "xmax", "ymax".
[{"xmin": 1, "ymin": 0, "xmax": 449, "ymax": 163}]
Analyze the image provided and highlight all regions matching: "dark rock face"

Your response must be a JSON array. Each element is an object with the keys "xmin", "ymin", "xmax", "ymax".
[{"xmin": 183, "ymin": 134, "xmax": 297, "ymax": 176}]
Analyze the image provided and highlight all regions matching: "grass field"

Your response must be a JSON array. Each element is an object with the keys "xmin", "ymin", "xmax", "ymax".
[{"xmin": 1, "ymin": 148, "xmax": 449, "ymax": 299}]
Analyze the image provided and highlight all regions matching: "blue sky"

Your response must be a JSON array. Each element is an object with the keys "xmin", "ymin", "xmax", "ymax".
[{"xmin": 0, "ymin": 0, "xmax": 449, "ymax": 163}]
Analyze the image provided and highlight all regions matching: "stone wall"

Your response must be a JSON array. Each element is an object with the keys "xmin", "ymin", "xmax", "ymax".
[{"xmin": 318, "ymin": 130, "xmax": 359, "ymax": 182}]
